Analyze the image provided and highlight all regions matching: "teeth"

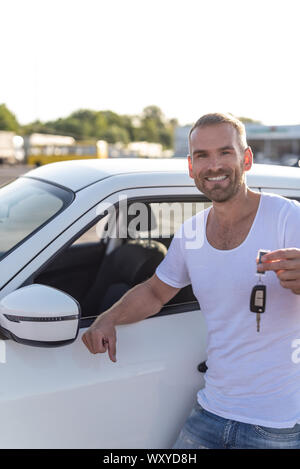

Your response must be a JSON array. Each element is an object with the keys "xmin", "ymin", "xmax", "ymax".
[{"xmin": 207, "ymin": 176, "xmax": 227, "ymax": 181}]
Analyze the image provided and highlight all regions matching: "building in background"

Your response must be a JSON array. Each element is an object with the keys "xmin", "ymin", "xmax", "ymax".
[
  {"xmin": 174, "ymin": 123, "xmax": 300, "ymax": 167},
  {"xmin": 173, "ymin": 125, "xmax": 191, "ymax": 159},
  {"xmin": 109, "ymin": 141, "xmax": 172, "ymax": 158},
  {"xmin": 245, "ymin": 124, "xmax": 300, "ymax": 166}
]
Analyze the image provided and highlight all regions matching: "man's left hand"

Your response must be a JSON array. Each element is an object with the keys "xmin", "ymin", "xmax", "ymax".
[{"xmin": 257, "ymin": 248, "xmax": 300, "ymax": 294}]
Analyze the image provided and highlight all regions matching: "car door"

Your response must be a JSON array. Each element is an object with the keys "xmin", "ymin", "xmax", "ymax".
[{"xmin": 0, "ymin": 180, "xmax": 208, "ymax": 449}]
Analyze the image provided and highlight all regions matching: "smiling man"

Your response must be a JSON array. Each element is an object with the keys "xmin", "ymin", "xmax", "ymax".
[
  {"xmin": 82, "ymin": 113, "xmax": 300, "ymax": 449},
  {"xmin": 186, "ymin": 115, "xmax": 261, "ymax": 252},
  {"xmin": 188, "ymin": 118, "xmax": 248, "ymax": 203},
  {"xmin": 164, "ymin": 113, "xmax": 300, "ymax": 449}
]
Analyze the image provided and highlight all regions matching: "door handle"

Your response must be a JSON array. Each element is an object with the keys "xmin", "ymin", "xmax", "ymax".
[{"xmin": 197, "ymin": 361, "xmax": 207, "ymax": 373}]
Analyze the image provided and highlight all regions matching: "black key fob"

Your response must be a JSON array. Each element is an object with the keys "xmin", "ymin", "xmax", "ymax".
[{"xmin": 250, "ymin": 285, "xmax": 266, "ymax": 314}]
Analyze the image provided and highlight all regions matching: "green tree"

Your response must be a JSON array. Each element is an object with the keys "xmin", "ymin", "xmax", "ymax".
[
  {"xmin": 45, "ymin": 109, "xmax": 96, "ymax": 139},
  {"xmin": 101, "ymin": 125, "xmax": 129, "ymax": 144},
  {"xmin": 238, "ymin": 116, "xmax": 262, "ymax": 124},
  {"xmin": 21, "ymin": 120, "xmax": 50, "ymax": 135},
  {"xmin": 94, "ymin": 112, "xmax": 108, "ymax": 139},
  {"xmin": 0, "ymin": 104, "xmax": 19, "ymax": 131},
  {"xmin": 136, "ymin": 106, "xmax": 175, "ymax": 148},
  {"xmin": 49, "ymin": 117, "xmax": 85, "ymax": 139},
  {"xmin": 159, "ymin": 129, "xmax": 172, "ymax": 148},
  {"xmin": 20, "ymin": 105, "xmax": 177, "ymax": 149},
  {"xmin": 118, "ymin": 115, "xmax": 135, "ymax": 141},
  {"xmin": 142, "ymin": 105, "xmax": 165, "ymax": 122}
]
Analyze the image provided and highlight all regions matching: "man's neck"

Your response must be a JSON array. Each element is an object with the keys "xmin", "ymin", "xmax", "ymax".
[{"xmin": 209, "ymin": 187, "xmax": 261, "ymax": 229}]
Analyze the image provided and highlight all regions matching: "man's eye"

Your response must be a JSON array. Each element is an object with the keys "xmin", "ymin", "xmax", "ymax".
[{"xmin": 222, "ymin": 151, "xmax": 230, "ymax": 155}]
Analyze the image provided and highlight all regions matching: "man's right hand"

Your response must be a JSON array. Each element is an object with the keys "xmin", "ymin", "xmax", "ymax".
[
  {"xmin": 81, "ymin": 275, "xmax": 180, "ymax": 362},
  {"xmin": 82, "ymin": 316, "xmax": 117, "ymax": 362}
]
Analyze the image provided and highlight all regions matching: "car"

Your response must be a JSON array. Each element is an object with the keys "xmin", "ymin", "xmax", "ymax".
[{"xmin": 0, "ymin": 158, "xmax": 300, "ymax": 449}]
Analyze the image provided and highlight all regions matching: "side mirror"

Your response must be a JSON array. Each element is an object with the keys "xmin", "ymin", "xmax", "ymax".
[{"xmin": 0, "ymin": 284, "xmax": 81, "ymax": 347}]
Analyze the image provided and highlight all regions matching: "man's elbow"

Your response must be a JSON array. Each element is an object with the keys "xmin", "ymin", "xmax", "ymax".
[{"xmin": 146, "ymin": 274, "xmax": 181, "ymax": 306}]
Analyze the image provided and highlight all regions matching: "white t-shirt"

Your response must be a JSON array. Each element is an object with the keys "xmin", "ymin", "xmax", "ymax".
[{"xmin": 155, "ymin": 192, "xmax": 300, "ymax": 428}]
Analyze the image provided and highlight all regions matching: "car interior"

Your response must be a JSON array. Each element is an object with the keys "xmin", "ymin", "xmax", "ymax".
[{"xmin": 33, "ymin": 201, "xmax": 201, "ymax": 319}]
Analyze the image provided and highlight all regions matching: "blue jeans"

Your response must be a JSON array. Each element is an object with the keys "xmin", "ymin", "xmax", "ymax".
[{"xmin": 173, "ymin": 402, "xmax": 300, "ymax": 449}]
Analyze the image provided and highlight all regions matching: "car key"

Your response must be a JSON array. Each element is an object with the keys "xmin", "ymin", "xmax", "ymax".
[
  {"xmin": 250, "ymin": 284, "xmax": 266, "ymax": 332},
  {"xmin": 256, "ymin": 249, "xmax": 270, "ymax": 275}
]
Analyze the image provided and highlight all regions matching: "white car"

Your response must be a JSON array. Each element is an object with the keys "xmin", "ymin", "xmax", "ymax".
[{"xmin": 0, "ymin": 158, "xmax": 299, "ymax": 449}]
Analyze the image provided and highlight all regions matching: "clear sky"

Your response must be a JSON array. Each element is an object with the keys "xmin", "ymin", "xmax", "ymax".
[{"xmin": 1, "ymin": 0, "xmax": 300, "ymax": 126}]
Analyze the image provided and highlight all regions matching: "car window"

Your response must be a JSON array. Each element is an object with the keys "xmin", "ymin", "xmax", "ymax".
[
  {"xmin": 0, "ymin": 178, "xmax": 73, "ymax": 259},
  {"xmin": 127, "ymin": 200, "xmax": 212, "ymax": 239},
  {"xmin": 72, "ymin": 213, "xmax": 110, "ymax": 245}
]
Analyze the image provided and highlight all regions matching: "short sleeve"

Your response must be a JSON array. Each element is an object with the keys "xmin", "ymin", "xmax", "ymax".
[
  {"xmin": 155, "ymin": 225, "xmax": 191, "ymax": 288},
  {"xmin": 283, "ymin": 199, "xmax": 300, "ymax": 249}
]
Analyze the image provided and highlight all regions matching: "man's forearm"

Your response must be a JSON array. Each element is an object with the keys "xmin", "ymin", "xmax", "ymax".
[
  {"xmin": 82, "ymin": 275, "xmax": 177, "ymax": 357},
  {"xmin": 94, "ymin": 281, "xmax": 163, "ymax": 327}
]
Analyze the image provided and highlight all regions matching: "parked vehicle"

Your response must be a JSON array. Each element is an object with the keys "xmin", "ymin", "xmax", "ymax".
[
  {"xmin": 24, "ymin": 133, "xmax": 108, "ymax": 166},
  {"xmin": 0, "ymin": 158, "xmax": 299, "ymax": 448},
  {"xmin": 0, "ymin": 131, "xmax": 24, "ymax": 164}
]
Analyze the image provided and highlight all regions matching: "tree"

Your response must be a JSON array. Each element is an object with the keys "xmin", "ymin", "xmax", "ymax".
[
  {"xmin": 238, "ymin": 116, "xmax": 262, "ymax": 124},
  {"xmin": 21, "ymin": 120, "xmax": 49, "ymax": 135},
  {"xmin": 142, "ymin": 105, "xmax": 165, "ymax": 122},
  {"xmin": 45, "ymin": 110, "xmax": 96, "ymax": 139},
  {"xmin": 101, "ymin": 125, "xmax": 129, "ymax": 144},
  {"xmin": 0, "ymin": 104, "xmax": 19, "ymax": 132},
  {"xmin": 20, "ymin": 105, "xmax": 177, "ymax": 148}
]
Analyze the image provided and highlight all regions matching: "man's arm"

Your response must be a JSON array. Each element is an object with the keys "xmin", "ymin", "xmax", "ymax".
[{"xmin": 81, "ymin": 273, "xmax": 180, "ymax": 360}]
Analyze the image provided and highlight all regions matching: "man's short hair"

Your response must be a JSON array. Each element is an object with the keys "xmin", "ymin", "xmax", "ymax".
[{"xmin": 189, "ymin": 113, "xmax": 248, "ymax": 153}]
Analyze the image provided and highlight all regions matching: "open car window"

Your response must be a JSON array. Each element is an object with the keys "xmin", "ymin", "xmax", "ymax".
[{"xmin": 125, "ymin": 200, "xmax": 212, "ymax": 240}]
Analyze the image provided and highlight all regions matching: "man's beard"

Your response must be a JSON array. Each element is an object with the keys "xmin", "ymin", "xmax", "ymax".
[{"xmin": 193, "ymin": 168, "xmax": 244, "ymax": 202}]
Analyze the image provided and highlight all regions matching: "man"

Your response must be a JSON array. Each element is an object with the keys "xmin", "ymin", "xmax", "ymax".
[{"xmin": 82, "ymin": 113, "xmax": 300, "ymax": 449}]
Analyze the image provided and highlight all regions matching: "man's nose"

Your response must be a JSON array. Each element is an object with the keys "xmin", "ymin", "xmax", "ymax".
[{"xmin": 206, "ymin": 155, "xmax": 223, "ymax": 172}]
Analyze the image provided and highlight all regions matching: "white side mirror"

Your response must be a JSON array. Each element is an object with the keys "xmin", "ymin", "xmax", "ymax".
[{"xmin": 0, "ymin": 284, "xmax": 81, "ymax": 347}]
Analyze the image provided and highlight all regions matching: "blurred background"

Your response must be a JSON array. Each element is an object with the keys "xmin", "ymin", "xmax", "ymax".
[{"xmin": 1, "ymin": 0, "xmax": 300, "ymax": 183}]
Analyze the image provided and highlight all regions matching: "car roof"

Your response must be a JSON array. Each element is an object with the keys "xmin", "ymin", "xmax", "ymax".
[
  {"xmin": 23, "ymin": 158, "xmax": 190, "ymax": 191},
  {"xmin": 22, "ymin": 158, "xmax": 300, "ymax": 192}
]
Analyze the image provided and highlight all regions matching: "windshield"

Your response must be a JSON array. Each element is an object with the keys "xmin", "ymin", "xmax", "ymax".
[{"xmin": 0, "ymin": 178, "xmax": 73, "ymax": 260}]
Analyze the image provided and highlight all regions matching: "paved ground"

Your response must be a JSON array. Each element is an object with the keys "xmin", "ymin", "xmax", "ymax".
[{"xmin": 0, "ymin": 164, "xmax": 33, "ymax": 186}]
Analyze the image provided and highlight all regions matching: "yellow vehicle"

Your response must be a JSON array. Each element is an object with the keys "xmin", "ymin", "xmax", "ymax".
[{"xmin": 25, "ymin": 135, "xmax": 108, "ymax": 166}]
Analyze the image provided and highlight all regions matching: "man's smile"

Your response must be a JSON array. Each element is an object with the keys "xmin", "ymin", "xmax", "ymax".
[{"xmin": 205, "ymin": 175, "xmax": 229, "ymax": 182}]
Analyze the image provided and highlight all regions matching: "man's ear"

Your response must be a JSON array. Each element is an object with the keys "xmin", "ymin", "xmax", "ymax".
[
  {"xmin": 188, "ymin": 155, "xmax": 194, "ymax": 179},
  {"xmin": 243, "ymin": 147, "xmax": 253, "ymax": 172}
]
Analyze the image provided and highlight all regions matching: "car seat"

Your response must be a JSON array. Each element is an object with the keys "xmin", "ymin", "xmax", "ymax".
[{"xmin": 81, "ymin": 239, "xmax": 168, "ymax": 316}]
